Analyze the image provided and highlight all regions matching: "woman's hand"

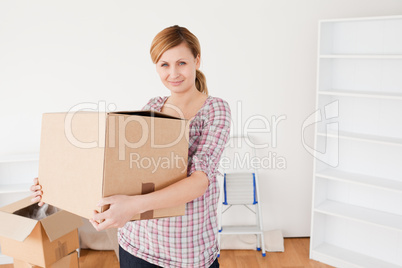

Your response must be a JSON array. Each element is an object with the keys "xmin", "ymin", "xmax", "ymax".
[
  {"xmin": 30, "ymin": 177, "xmax": 44, "ymax": 206},
  {"xmin": 89, "ymin": 195, "xmax": 142, "ymax": 231},
  {"xmin": 89, "ymin": 171, "xmax": 209, "ymax": 232}
]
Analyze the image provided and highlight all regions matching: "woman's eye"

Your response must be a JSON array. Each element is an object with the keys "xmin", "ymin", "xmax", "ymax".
[
  {"xmin": 179, "ymin": 62, "xmax": 186, "ymax": 66},
  {"xmin": 161, "ymin": 63, "xmax": 168, "ymax": 67}
]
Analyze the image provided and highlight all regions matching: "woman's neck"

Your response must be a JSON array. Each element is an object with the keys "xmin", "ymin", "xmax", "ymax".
[
  {"xmin": 168, "ymin": 89, "xmax": 203, "ymax": 109},
  {"xmin": 163, "ymin": 89, "xmax": 208, "ymax": 120}
]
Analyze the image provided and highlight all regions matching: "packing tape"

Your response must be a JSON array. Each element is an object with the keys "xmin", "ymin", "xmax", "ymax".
[
  {"xmin": 55, "ymin": 241, "xmax": 68, "ymax": 260},
  {"xmin": 140, "ymin": 183, "xmax": 155, "ymax": 220}
]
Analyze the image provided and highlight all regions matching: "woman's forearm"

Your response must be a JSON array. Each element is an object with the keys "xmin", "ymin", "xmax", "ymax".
[
  {"xmin": 91, "ymin": 170, "xmax": 209, "ymax": 230},
  {"xmin": 139, "ymin": 170, "xmax": 209, "ymax": 213}
]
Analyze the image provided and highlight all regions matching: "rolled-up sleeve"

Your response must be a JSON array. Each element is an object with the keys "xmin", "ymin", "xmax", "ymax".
[{"xmin": 188, "ymin": 99, "xmax": 231, "ymax": 182}]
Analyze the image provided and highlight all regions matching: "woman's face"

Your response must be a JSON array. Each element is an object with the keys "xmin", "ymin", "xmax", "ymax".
[{"xmin": 156, "ymin": 42, "xmax": 200, "ymax": 95}]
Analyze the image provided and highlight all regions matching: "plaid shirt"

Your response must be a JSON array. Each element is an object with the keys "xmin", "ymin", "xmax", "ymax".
[{"xmin": 118, "ymin": 95, "xmax": 231, "ymax": 268}]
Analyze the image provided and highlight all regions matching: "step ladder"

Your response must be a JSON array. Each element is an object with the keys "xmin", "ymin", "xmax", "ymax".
[{"xmin": 218, "ymin": 171, "xmax": 266, "ymax": 257}]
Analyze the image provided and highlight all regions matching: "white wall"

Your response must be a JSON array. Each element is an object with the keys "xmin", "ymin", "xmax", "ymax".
[{"xmin": 1, "ymin": 0, "xmax": 401, "ymax": 236}]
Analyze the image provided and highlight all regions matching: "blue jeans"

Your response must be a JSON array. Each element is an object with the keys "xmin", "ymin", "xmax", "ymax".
[{"xmin": 119, "ymin": 245, "xmax": 220, "ymax": 268}]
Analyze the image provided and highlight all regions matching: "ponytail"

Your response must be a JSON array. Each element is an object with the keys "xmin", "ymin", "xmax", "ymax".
[{"xmin": 195, "ymin": 69, "xmax": 208, "ymax": 95}]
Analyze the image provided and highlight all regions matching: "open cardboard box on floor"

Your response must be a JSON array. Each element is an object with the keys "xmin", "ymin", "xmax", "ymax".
[
  {"xmin": 0, "ymin": 197, "xmax": 82, "ymax": 267},
  {"xmin": 13, "ymin": 251, "xmax": 79, "ymax": 268},
  {"xmin": 39, "ymin": 110, "xmax": 189, "ymax": 220}
]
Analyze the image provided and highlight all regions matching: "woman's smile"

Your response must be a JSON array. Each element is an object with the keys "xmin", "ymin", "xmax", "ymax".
[{"xmin": 168, "ymin": 80, "xmax": 184, "ymax": 86}]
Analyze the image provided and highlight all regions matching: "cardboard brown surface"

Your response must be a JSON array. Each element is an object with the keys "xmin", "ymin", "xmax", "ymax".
[
  {"xmin": 40, "ymin": 210, "xmax": 84, "ymax": 242},
  {"xmin": 50, "ymin": 251, "xmax": 79, "ymax": 268},
  {"xmin": 39, "ymin": 112, "xmax": 105, "ymax": 221},
  {"xmin": 13, "ymin": 259, "xmax": 36, "ymax": 268},
  {"xmin": 0, "ymin": 197, "xmax": 82, "ymax": 267},
  {"xmin": 0, "ymin": 210, "xmax": 38, "ymax": 242},
  {"xmin": 13, "ymin": 251, "xmax": 79, "ymax": 268},
  {"xmin": 0, "ymin": 197, "xmax": 33, "ymax": 214},
  {"xmin": 39, "ymin": 110, "xmax": 189, "ymax": 220}
]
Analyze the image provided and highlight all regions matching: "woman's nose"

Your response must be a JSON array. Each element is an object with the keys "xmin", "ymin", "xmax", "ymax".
[{"xmin": 170, "ymin": 66, "xmax": 179, "ymax": 78}]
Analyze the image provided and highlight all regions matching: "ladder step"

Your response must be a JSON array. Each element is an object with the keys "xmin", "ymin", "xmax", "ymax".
[{"xmin": 220, "ymin": 225, "xmax": 263, "ymax": 234}]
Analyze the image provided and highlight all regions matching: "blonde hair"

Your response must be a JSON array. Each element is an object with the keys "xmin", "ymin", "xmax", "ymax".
[{"xmin": 150, "ymin": 25, "xmax": 208, "ymax": 95}]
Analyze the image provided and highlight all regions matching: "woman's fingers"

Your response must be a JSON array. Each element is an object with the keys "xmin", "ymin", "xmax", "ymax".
[
  {"xmin": 30, "ymin": 178, "xmax": 41, "ymax": 194},
  {"xmin": 92, "ymin": 210, "xmax": 106, "ymax": 223},
  {"xmin": 90, "ymin": 218, "xmax": 113, "ymax": 231},
  {"xmin": 30, "ymin": 177, "xmax": 44, "ymax": 205},
  {"xmin": 97, "ymin": 196, "xmax": 115, "ymax": 207},
  {"xmin": 30, "ymin": 177, "xmax": 45, "ymax": 206},
  {"xmin": 89, "ymin": 219, "xmax": 98, "ymax": 230},
  {"xmin": 31, "ymin": 190, "xmax": 42, "ymax": 197},
  {"xmin": 30, "ymin": 184, "xmax": 41, "ymax": 192},
  {"xmin": 31, "ymin": 195, "xmax": 41, "ymax": 203},
  {"xmin": 91, "ymin": 210, "xmax": 118, "ymax": 231},
  {"xmin": 95, "ymin": 219, "xmax": 113, "ymax": 231},
  {"xmin": 90, "ymin": 210, "xmax": 106, "ymax": 231}
]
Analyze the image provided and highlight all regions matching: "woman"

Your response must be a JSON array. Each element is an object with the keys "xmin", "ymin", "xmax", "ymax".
[{"xmin": 31, "ymin": 25, "xmax": 231, "ymax": 268}]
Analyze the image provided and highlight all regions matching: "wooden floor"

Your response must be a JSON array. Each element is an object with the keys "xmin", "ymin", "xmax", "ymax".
[
  {"xmin": 218, "ymin": 238, "xmax": 333, "ymax": 268},
  {"xmin": 1, "ymin": 238, "xmax": 333, "ymax": 268}
]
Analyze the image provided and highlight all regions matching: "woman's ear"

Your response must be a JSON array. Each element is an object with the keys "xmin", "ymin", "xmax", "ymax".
[{"xmin": 195, "ymin": 54, "xmax": 201, "ymax": 70}]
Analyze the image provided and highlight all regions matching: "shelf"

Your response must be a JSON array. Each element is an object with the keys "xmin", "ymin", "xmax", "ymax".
[
  {"xmin": 315, "ymin": 200, "xmax": 402, "ymax": 232},
  {"xmin": 220, "ymin": 225, "xmax": 263, "ymax": 235},
  {"xmin": 320, "ymin": 54, "xmax": 402, "ymax": 59},
  {"xmin": 0, "ymin": 153, "xmax": 39, "ymax": 163},
  {"xmin": 318, "ymin": 89, "xmax": 402, "ymax": 100},
  {"xmin": 316, "ymin": 169, "xmax": 402, "ymax": 193},
  {"xmin": 320, "ymin": 15, "xmax": 402, "ymax": 23},
  {"xmin": 317, "ymin": 130, "xmax": 402, "ymax": 147},
  {"xmin": 311, "ymin": 243, "xmax": 401, "ymax": 268},
  {"xmin": 0, "ymin": 183, "xmax": 31, "ymax": 194},
  {"xmin": 0, "ymin": 254, "xmax": 13, "ymax": 265}
]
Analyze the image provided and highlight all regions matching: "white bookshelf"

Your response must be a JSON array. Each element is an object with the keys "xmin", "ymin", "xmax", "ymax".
[
  {"xmin": 320, "ymin": 54, "xmax": 402, "ymax": 59},
  {"xmin": 313, "ymin": 243, "xmax": 401, "ymax": 268},
  {"xmin": 0, "ymin": 153, "xmax": 39, "ymax": 264},
  {"xmin": 317, "ymin": 130, "xmax": 402, "ymax": 147},
  {"xmin": 0, "ymin": 254, "xmax": 13, "ymax": 265},
  {"xmin": 0, "ymin": 154, "xmax": 39, "ymax": 163},
  {"xmin": 0, "ymin": 153, "xmax": 38, "ymax": 203},
  {"xmin": 310, "ymin": 16, "xmax": 402, "ymax": 268},
  {"xmin": 318, "ymin": 89, "xmax": 402, "ymax": 101},
  {"xmin": 316, "ymin": 169, "xmax": 402, "ymax": 193}
]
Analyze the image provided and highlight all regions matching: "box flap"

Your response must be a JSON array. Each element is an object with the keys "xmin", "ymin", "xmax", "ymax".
[
  {"xmin": 0, "ymin": 196, "xmax": 33, "ymax": 214},
  {"xmin": 110, "ymin": 110, "xmax": 185, "ymax": 120},
  {"xmin": 40, "ymin": 210, "xmax": 83, "ymax": 242},
  {"xmin": 0, "ymin": 210, "xmax": 38, "ymax": 242}
]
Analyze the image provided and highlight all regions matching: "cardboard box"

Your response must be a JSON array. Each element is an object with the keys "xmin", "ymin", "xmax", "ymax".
[
  {"xmin": 13, "ymin": 251, "xmax": 79, "ymax": 268},
  {"xmin": 38, "ymin": 110, "xmax": 189, "ymax": 220},
  {"xmin": 0, "ymin": 197, "xmax": 82, "ymax": 267}
]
